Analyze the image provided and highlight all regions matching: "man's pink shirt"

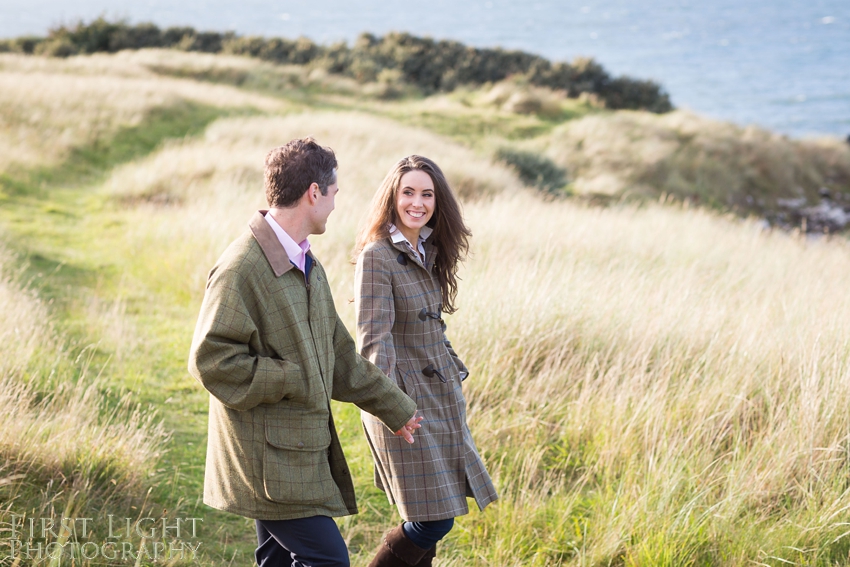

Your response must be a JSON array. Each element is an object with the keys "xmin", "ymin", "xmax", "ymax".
[{"xmin": 264, "ymin": 212, "xmax": 310, "ymax": 272}]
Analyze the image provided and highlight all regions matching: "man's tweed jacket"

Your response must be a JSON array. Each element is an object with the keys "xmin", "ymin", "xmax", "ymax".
[
  {"xmin": 188, "ymin": 211, "xmax": 416, "ymax": 521},
  {"xmin": 355, "ymin": 237, "xmax": 498, "ymax": 522}
]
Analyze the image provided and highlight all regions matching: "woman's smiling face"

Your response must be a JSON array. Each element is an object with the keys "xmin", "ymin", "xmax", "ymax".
[{"xmin": 395, "ymin": 169, "xmax": 435, "ymax": 241}]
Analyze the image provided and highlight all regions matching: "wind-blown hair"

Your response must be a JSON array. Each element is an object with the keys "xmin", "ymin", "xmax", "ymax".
[{"xmin": 355, "ymin": 155, "xmax": 471, "ymax": 314}]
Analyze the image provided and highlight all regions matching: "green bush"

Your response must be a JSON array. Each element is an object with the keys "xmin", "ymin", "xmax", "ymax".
[
  {"xmin": 50, "ymin": 17, "xmax": 121, "ymax": 53},
  {"xmin": 0, "ymin": 36, "xmax": 44, "ymax": 54},
  {"xmin": 161, "ymin": 26, "xmax": 196, "ymax": 47},
  {"xmin": 601, "ymin": 76, "xmax": 673, "ymax": 112},
  {"xmin": 107, "ymin": 22, "xmax": 164, "ymax": 51},
  {"xmin": 33, "ymin": 37, "xmax": 78, "ymax": 57},
  {"xmin": 175, "ymin": 31, "xmax": 226, "ymax": 52},
  {"xmin": 18, "ymin": 19, "xmax": 673, "ymax": 113},
  {"xmin": 222, "ymin": 35, "xmax": 274, "ymax": 58},
  {"xmin": 496, "ymin": 148, "xmax": 569, "ymax": 195}
]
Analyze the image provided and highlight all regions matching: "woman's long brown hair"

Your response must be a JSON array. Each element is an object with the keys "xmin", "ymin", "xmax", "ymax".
[{"xmin": 354, "ymin": 155, "xmax": 471, "ymax": 314}]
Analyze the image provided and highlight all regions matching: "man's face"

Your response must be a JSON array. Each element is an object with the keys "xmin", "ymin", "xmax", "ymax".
[{"xmin": 310, "ymin": 178, "xmax": 338, "ymax": 235}]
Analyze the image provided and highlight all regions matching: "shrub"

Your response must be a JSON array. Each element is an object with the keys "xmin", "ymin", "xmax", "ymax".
[
  {"xmin": 2, "ymin": 36, "xmax": 44, "ymax": 54},
  {"xmin": 220, "ymin": 35, "xmax": 323, "ymax": 66},
  {"xmin": 18, "ymin": 19, "xmax": 674, "ymax": 113},
  {"xmin": 565, "ymin": 57, "xmax": 611, "ymax": 96},
  {"xmin": 263, "ymin": 38, "xmax": 300, "ymax": 63},
  {"xmin": 496, "ymin": 148, "xmax": 569, "ymax": 195},
  {"xmin": 222, "ymin": 35, "xmax": 272, "ymax": 58},
  {"xmin": 319, "ymin": 41, "xmax": 356, "ymax": 75},
  {"xmin": 50, "ymin": 17, "xmax": 120, "ymax": 53},
  {"xmin": 33, "ymin": 37, "xmax": 78, "ymax": 57},
  {"xmin": 176, "ymin": 31, "xmax": 233, "ymax": 53},
  {"xmin": 601, "ymin": 76, "xmax": 673, "ymax": 112},
  {"xmin": 107, "ymin": 22, "xmax": 164, "ymax": 51},
  {"xmin": 161, "ymin": 26, "xmax": 196, "ymax": 47}
]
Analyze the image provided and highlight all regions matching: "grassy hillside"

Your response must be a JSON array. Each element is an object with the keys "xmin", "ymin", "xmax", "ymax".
[
  {"xmin": 539, "ymin": 111, "xmax": 850, "ymax": 230},
  {"xmin": 2, "ymin": 50, "xmax": 850, "ymax": 566}
]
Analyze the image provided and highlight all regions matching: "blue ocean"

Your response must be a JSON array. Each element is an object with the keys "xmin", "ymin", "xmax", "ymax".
[{"xmin": 2, "ymin": 0, "xmax": 848, "ymax": 138}]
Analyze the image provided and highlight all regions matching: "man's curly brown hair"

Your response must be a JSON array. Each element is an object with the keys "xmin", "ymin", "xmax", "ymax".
[{"xmin": 264, "ymin": 138, "xmax": 338, "ymax": 208}]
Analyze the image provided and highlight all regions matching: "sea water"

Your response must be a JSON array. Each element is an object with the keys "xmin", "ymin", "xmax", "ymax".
[{"xmin": 1, "ymin": 0, "xmax": 848, "ymax": 138}]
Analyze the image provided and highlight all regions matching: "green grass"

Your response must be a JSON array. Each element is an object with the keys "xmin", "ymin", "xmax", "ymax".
[
  {"xmin": 0, "ymin": 89, "xmax": 507, "ymax": 564},
  {"xmin": 0, "ymin": 100, "xmax": 263, "ymax": 565},
  {"xmin": 135, "ymin": 54, "xmax": 596, "ymax": 144},
  {"xmin": 1, "ymin": 101, "xmax": 236, "ymax": 197},
  {"xmin": 5, "ymin": 50, "xmax": 850, "ymax": 566},
  {"xmin": 357, "ymin": 92, "xmax": 598, "ymax": 145}
]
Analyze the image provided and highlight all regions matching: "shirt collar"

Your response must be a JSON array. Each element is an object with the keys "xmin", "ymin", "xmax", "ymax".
[
  {"xmin": 265, "ymin": 211, "xmax": 310, "ymax": 272},
  {"xmin": 388, "ymin": 224, "xmax": 432, "ymax": 245}
]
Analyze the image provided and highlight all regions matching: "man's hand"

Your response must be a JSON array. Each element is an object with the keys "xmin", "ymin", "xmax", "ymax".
[{"xmin": 394, "ymin": 411, "xmax": 423, "ymax": 444}]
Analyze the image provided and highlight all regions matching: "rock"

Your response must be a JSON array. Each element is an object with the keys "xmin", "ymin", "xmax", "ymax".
[
  {"xmin": 777, "ymin": 197, "xmax": 806, "ymax": 209},
  {"xmin": 799, "ymin": 201, "xmax": 850, "ymax": 232},
  {"xmin": 772, "ymin": 194, "xmax": 850, "ymax": 233}
]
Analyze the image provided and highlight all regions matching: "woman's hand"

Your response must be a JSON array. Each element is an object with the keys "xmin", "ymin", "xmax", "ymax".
[{"xmin": 394, "ymin": 411, "xmax": 424, "ymax": 444}]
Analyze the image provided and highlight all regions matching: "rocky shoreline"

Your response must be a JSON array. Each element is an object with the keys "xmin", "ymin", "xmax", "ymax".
[{"xmin": 770, "ymin": 188, "xmax": 850, "ymax": 234}]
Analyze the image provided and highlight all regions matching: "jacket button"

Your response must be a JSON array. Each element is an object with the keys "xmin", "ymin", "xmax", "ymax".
[{"xmin": 297, "ymin": 442, "xmax": 305, "ymax": 448}]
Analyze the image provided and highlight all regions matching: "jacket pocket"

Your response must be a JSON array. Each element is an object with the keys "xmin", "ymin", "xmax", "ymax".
[{"xmin": 262, "ymin": 418, "xmax": 337, "ymax": 504}]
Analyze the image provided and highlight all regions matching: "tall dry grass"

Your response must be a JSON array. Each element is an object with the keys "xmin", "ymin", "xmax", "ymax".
[
  {"xmin": 447, "ymin": 194, "xmax": 850, "ymax": 564},
  {"xmin": 6, "ymin": 49, "xmax": 848, "ymax": 562},
  {"xmin": 98, "ymin": 108, "xmax": 850, "ymax": 563},
  {"xmin": 0, "ymin": 52, "xmax": 288, "ymax": 172},
  {"xmin": 0, "ymin": 237, "xmax": 168, "ymax": 557},
  {"xmin": 0, "ymin": 243, "xmax": 56, "ymax": 379},
  {"xmin": 120, "ymin": 48, "xmax": 367, "ymax": 96},
  {"xmin": 99, "ymin": 111, "xmax": 524, "ymax": 312}
]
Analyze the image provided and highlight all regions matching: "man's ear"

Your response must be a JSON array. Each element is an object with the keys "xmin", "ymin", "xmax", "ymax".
[{"xmin": 305, "ymin": 182, "xmax": 320, "ymax": 206}]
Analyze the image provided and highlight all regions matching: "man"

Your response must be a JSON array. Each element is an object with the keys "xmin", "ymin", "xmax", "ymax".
[{"xmin": 188, "ymin": 138, "xmax": 421, "ymax": 566}]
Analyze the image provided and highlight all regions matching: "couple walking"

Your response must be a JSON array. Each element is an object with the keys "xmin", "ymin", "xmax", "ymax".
[{"xmin": 188, "ymin": 138, "xmax": 498, "ymax": 566}]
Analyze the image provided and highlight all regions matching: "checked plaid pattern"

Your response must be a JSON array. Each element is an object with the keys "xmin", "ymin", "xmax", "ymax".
[
  {"xmin": 355, "ymin": 237, "xmax": 499, "ymax": 522},
  {"xmin": 189, "ymin": 212, "xmax": 416, "ymax": 521}
]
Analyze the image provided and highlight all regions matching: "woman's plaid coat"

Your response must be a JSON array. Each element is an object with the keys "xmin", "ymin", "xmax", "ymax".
[{"xmin": 355, "ymin": 237, "xmax": 498, "ymax": 521}]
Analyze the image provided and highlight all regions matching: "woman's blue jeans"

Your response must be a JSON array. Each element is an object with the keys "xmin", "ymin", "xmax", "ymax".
[{"xmin": 401, "ymin": 518, "xmax": 454, "ymax": 549}]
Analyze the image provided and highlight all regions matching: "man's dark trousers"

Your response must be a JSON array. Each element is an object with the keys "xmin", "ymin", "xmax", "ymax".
[{"xmin": 255, "ymin": 516, "xmax": 349, "ymax": 567}]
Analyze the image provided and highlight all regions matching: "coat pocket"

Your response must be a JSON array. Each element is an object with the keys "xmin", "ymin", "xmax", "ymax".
[
  {"xmin": 394, "ymin": 362, "xmax": 419, "ymax": 397},
  {"xmin": 444, "ymin": 339, "xmax": 470, "ymax": 381},
  {"xmin": 262, "ymin": 418, "xmax": 337, "ymax": 504}
]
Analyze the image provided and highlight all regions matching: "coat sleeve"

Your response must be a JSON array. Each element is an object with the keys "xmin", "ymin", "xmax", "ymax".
[
  {"xmin": 354, "ymin": 245, "xmax": 396, "ymax": 376},
  {"xmin": 329, "ymin": 313, "xmax": 416, "ymax": 434},
  {"xmin": 188, "ymin": 265, "xmax": 303, "ymax": 412}
]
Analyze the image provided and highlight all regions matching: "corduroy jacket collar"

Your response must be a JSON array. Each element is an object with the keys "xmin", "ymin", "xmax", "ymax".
[{"xmin": 249, "ymin": 210, "xmax": 316, "ymax": 277}]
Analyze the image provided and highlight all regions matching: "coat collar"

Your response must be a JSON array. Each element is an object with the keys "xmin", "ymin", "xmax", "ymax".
[
  {"xmin": 249, "ymin": 210, "xmax": 315, "ymax": 277},
  {"xmin": 424, "ymin": 239, "xmax": 437, "ymax": 271},
  {"xmin": 389, "ymin": 236, "xmax": 437, "ymax": 272}
]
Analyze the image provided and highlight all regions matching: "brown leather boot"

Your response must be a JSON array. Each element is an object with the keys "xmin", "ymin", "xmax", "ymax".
[
  {"xmin": 414, "ymin": 545, "xmax": 436, "ymax": 567},
  {"xmin": 368, "ymin": 524, "xmax": 430, "ymax": 567}
]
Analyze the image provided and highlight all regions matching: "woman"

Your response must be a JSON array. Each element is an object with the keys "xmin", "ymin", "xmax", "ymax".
[{"xmin": 354, "ymin": 156, "xmax": 498, "ymax": 567}]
